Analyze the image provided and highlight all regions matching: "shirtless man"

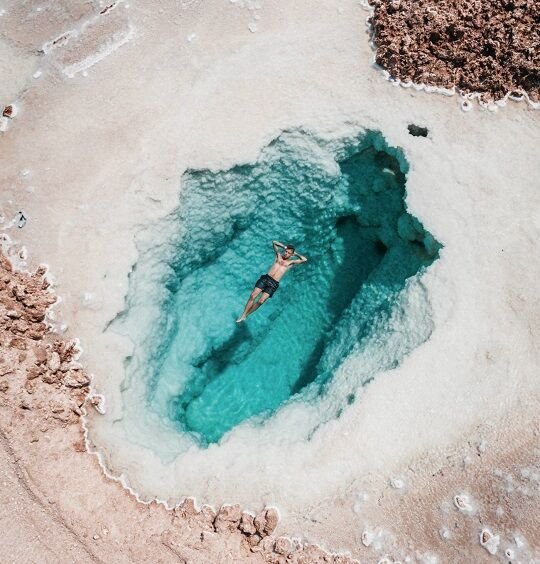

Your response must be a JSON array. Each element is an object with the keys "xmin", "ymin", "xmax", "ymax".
[{"xmin": 236, "ymin": 240, "xmax": 308, "ymax": 323}]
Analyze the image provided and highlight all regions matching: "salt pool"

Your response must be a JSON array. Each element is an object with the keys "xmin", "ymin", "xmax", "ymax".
[{"xmin": 113, "ymin": 130, "xmax": 440, "ymax": 448}]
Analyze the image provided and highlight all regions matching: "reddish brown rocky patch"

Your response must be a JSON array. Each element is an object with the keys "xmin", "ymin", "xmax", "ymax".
[{"xmin": 368, "ymin": 0, "xmax": 539, "ymax": 103}]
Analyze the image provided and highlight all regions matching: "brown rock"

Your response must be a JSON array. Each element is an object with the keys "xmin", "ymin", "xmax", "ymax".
[
  {"xmin": 42, "ymin": 372, "xmax": 60, "ymax": 384},
  {"xmin": 246, "ymin": 533, "xmax": 261, "ymax": 547},
  {"xmin": 26, "ymin": 366, "xmax": 41, "ymax": 380},
  {"xmin": 264, "ymin": 508, "xmax": 279, "ymax": 534},
  {"xmin": 52, "ymin": 410, "xmax": 76, "ymax": 423},
  {"xmin": 175, "ymin": 497, "xmax": 198, "ymax": 518},
  {"xmin": 73, "ymin": 438, "xmax": 86, "ymax": 452},
  {"xmin": 34, "ymin": 348, "xmax": 48, "ymax": 365},
  {"xmin": 20, "ymin": 398, "xmax": 31, "ymax": 409},
  {"xmin": 214, "ymin": 504, "xmax": 242, "ymax": 533},
  {"xmin": 199, "ymin": 505, "xmax": 217, "ymax": 528},
  {"xmin": 9, "ymin": 337, "xmax": 27, "ymax": 350},
  {"xmin": 27, "ymin": 325, "xmax": 46, "ymax": 339},
  {"xmin": 24, "ymin": 379, "xmax": 36, "ymax": 393},
  {"xmin": 50, "ymin": 399, "xmax": 64, "ymax": 413},
  {"xmin": 13, "ymin": 320, "xmax": 29, "ymax": 333},
  {"xmin": 254, "ymin": 507, "xmax": 279, "ymax": 537},
  {"xmin": 0, "ymin": 380, "xmax": 9, "ymax": 392},
  {"xmin": 368, "ymin": 0, "xmax": 540, "ymax": 103},
  {"xmin": 63, "ymin": 370, "xmax": 90, "ymax": 388},
  {"xmin": 70, "ymin": 402, "xmax": 82, "ymax": 416},
  {"xmin": 72, "ymin": 389, "xmax": 87, "ymax": 407},
  {"xmin": 274, "ymin": 536, "xmax": 293, "ymax": 556},
  {"xmin": 265, "ymin": 554, "xmax": 286, "ymax": 564},
  {"xmin": 239, "ymin": 512, "xmax": 257, "ymax": 535},
  {"xmin": 47, "ymin": 352, "xmax": 61, "ymax": 372}
]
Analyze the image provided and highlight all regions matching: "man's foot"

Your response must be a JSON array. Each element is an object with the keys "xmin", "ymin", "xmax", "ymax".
[{"xmin": 236, "ymin": 315, "xmax": 246, "ymax": 323}]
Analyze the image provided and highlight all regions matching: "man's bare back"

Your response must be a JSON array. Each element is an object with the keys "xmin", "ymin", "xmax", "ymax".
[{"xmin": 236, "ymin": 240, "xmax": 308, "ymax": 323}]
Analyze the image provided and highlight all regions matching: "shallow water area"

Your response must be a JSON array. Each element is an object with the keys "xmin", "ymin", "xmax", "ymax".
[{"xmin": 113, "ymin": 130, "xmax": 440, "ymax": 452}]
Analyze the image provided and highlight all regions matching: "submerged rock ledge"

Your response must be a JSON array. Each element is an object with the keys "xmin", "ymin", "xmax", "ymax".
[{"xmin": 368, "ymin": 0, "xmax": 540, "ymax": 104}]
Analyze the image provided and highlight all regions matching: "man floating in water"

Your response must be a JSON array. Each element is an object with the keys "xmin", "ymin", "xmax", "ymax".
[{"xmin": 236, "ymin": 240, "xmax": 308, "ymax": 323}]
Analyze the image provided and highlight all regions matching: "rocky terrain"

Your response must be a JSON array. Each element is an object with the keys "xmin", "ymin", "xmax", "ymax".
[{"xmin": 368, "ymin": 0, "xmax": 540, "ymax": 104}]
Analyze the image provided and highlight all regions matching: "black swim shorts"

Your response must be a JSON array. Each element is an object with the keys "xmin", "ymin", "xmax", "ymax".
[{"xmin": 255, "ymin": 273, "xmax": 279, "ymax": 297}]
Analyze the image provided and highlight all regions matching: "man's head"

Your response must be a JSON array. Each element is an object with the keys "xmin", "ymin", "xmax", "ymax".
[{"xmin": 283, "ymin": 244, "xmax": 295, "ymax": 259}]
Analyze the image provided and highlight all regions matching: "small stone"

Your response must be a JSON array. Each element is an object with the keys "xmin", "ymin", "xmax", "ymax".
[
  {"xmin": 2, "ymin": 105, "xmax": 14, "ymax": 118},
  {"xmin": 42, "ymin": 372, "xmax": 59, "ymax": 384},
  {"xmin": 73, "ymin": 438, "xmax": 86, "ymax": 452},
  {"xmin": 246, "ymin": 533, "xmax": 261, "ymax": 547},
  {"xmin": 480, "ymin": 528, "xmax": 500, "ymax": 555},
  {"xmin": 362, "ymin": 530, "xmax": 373, "ymax": 547},
  {"xmin": 47, "ymin": 352, "xmax": 61, "ymax": 372},
  {"xmin": 390, "ymin": 477, "xmax": 404, "ymax": 489},
  {"xmin": 274, "ymin": 536, "xmax": 292, "ymax": 555},
  {"xmin": 0, "ymin": 380, "xmax": 9, "ymax": 392},
  {"xmin": 34, "ymin": 348, "xmax": 48, "ymax": 365},
  {"xmin": 13, "ymin": 320, "xmax": 29, "ymax": 334},
  {"xmin": 407, "ymin": 124, "xmax": 429, "ymax": 137},
  {"xmin": 63, "ymin": 370, "xmax": 90, "ymax": 388},
  {"xmin": 20, "ymin": 398, "xmax": 31, "ymax": 409},
  {"xmin": 90, "ymin": 394, "xmax": 106, "ymax": 414},
  {"xmin": 24, "ymin": 379, "xmax": 36, "ymax": 393},
  {"xmin": 254, "ymin": 507, "xmax": 279, "ymax": 537},
  {"xmin": 10, "ymin": 337, "xmax": 28, "ymax": 350},
  {"xmin": 6, "ymin": 309, "xmax": 21, "ymax": 319},
  {"xmin": 175, "ymin": 497, "xmax": 198, "ymax": 518},
  {"xmin": 49, "ymin": 399, "xmax": 64, "ymax": 413},
  {"xmin": 240, "ymin": 512, "xmax": 256, "ymax": 534},
  {"xmin": 454, "ymin": 494, "xmax": 473, "ymax": 512},
  {"xmin": 215, "ymin": 504, "xmax": 242, "ymax": 532},
  {"xmin": 439, "ymin": 528, "xmax": 451, "ymax": 540}
]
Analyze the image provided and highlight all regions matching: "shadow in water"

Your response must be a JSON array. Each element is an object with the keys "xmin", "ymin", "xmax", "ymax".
[{"xmin": 291, "ymin": 215, "xmax": 385, "ymax": 394}]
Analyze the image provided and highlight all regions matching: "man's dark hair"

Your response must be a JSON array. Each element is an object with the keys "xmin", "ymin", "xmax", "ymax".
[{"xmin": 286, "ymin": 244, "xmax": 295, "ymax": 252}]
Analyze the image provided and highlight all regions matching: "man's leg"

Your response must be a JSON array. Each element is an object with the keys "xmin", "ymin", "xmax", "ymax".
[
  {"xmin": 244, "ymin": 292, "xmax": 270, "ymax": 318},
  {"xmin": 236, "ymin": 287, "xmax": 262, "ymax": 322}
]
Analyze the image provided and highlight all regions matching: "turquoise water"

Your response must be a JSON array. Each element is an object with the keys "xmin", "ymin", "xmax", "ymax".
[{"xmin": 140, "ymin": 131, "xmax": 440, "ymax": 445}]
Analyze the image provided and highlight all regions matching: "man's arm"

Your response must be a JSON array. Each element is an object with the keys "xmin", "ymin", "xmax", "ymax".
[
  {"xmin": 272, "ymin": 240, "xmax": 285, "ymax": 256},
  {"xmin": 288, "ymin": 251, "xmax": 308, "ymax": 265}
]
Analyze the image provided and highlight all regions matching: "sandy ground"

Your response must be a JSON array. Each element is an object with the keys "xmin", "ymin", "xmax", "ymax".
[{"xmin": 1, "ymin": 0, "xmax": 540, "ymax": 562}]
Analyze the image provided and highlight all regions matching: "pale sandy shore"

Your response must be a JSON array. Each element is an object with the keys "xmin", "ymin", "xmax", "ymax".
[{"xmin": 1, "ymin": 0, "xmax": 540, "ymax": 562}]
